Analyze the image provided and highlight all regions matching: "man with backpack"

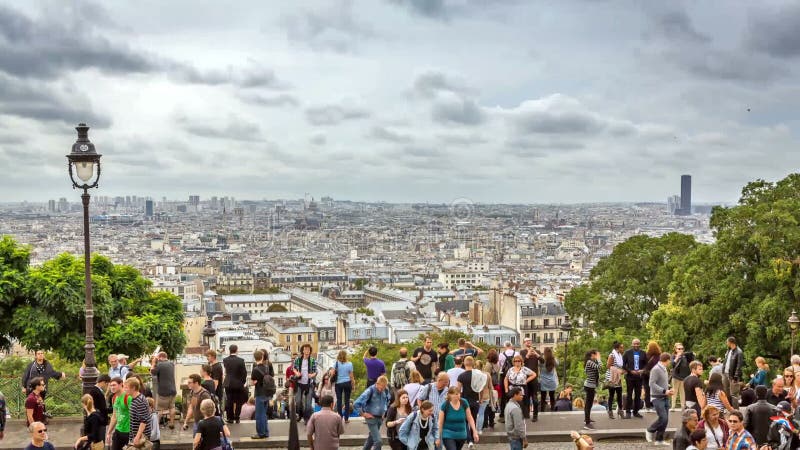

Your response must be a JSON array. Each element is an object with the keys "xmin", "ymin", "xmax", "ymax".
[
  {"xmin": 498, "ymin": 341, "xmax": 519, "ymax": 422},
  {"xmin": 391, "ymin": 348, "xmax": 416, "ymax": 392},
  {"xmin": 182, "ymin": 374, "xmax": 213, "ymax": 433},
  {"xmin": 250, "ymin": 350, "xmax": 276, "ymax": 440}
]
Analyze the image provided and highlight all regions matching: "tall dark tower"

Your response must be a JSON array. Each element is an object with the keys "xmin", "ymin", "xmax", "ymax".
[{"xmin": 679, "ymin": 174, "xmax": 692, "ymax": 215}]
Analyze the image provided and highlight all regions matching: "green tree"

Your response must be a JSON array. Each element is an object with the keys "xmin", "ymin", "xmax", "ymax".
[{"xmin": 0, "ymin": 236, "xmax": 30, "ymax": 350}]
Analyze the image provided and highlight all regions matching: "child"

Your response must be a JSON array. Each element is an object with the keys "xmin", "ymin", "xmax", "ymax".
[{"xmin": 147, "ymin": 397, "xmax": 161, "ymax": 450}]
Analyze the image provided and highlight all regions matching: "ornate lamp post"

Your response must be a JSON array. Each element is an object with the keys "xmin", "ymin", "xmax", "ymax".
[
  {"xmin": 789, "ymin": 310, "xmax": 800, "ymax": 358},
  {"xmin": 559, "ymin": 314, "xmax": 573, "ymax": 386},
  {"xmin": 66, "ymin": 123, "xmax": 102, "ymax": 394}
]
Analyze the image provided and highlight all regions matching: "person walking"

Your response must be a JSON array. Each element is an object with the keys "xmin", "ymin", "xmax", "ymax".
[
  {"xmin": 644, "ymin": 341, "xmax": 663, "ymax": 413},
  {"xmin": 646, "ymin": 352, "xmax": 674, "ymax": 446},
  {"xmin": 417, "ymin": 372, "xmax": 451, "ymax": 422},
  {"xmin": 684, "ymin": 361, "xmax": 707, "ymax": 416},
  {"xmin": 391, "ymin": 347, "xmax": 416, "ymax": 393},
  {"xmin": 125, "ymin": 378, "xmax": 152, "ymax": 450},
  {"xmin": 222, "ymin": 345, "xmax": 248, "ymax": 424},
  {"xmin": 447, "ymin": 357, "xmax": 465, "ymax": 388},
  {"xmin": 307, "ymin": 394, "xmax": 345, "ymax": 450},
  {"xmin": 746, "ymin": 357, "xmax": 769, "ymax": 389},
  {"xmin": 538, "ymin": 347, "xmax": 558, "ymax": 413},
  {"xmin": 386, "ymin": 389, "xmax": 412, "ymax": 450},
  {"xmin": 438, "ymin": 386, "xmax": 479, "ymax": 450},
  {"xmin": 622, "ymin": 338, "xmax": 647, "ymax": 419},
  {"xmin": 404, "ymin": 371, "xmax": 425, "ymax": 406},
  {"xmin": 606, "ymin": 341, "xmax": 624, "ymax": 419},
  {"xmin": 354, "ymin": 375, "xmax": 391, "ymax": 450},
  {"xmin": 398, "ymin": 400, "xmax": 439, "ymax": 450},
  {"xmin": 504, "ymin": 387, "xmax": 527, "ymax": 450},
  {"xmin": 765, "ymin": 401, "xmax": 799, "ymax": 450},
  {"xmin": 413, "ymin": 337, "xmax": 439, "ymax": 384},
  {"xmin": 182, "ymin": 374, "xmax": 213, "ymax": 433},
  {"xmin": 150, "ymin": 352, "xmax": 176, "ymax": 430},
  {"xmin": 458, "ymin": 356, "xmax": 488, "ymax": 446},
  {"xmin": 192, "ymin": 399, "xmax": 231, "ymax": 450},
  {"xmin": 106, "ymin": 378, "xmax": 131, "ymax": 450},
  {"xmin": 25, "ymin": 422, "xmax": 54, "ymax": 450},
  {"xmin": 25, "ymin": 378, "xmax": 46, "ymax": 427},
  {"xmin": 583, "ymin": 349, "xmax": 601, "ymax": 430},
  {"xmin": 475, "ymin": 360, "xmax": 495, "ymax": 433},
  {"xmin": 696, "ymin": 405, "xmax": 729, "ymax": 450},
  {"xmin": 333, "ymin": 350, "xmax": 355, "ymax": 422},
  {"xmin": 75, "ymin": 394, "xmax": 105, "ymax": 450}
]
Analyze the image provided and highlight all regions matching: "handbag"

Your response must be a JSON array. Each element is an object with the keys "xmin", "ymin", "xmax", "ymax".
[
  {"xmin": 123, "ymin": 440, "xmax": 153, "ymax": 450},
  {"xmin": 218, "ymin": 417, "xmax": 234, "ymax": 450}
]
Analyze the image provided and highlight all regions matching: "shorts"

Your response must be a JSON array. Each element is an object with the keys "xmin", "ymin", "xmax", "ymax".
[{"xmin": 156, "ymin": 395, "xmax": 175, "ymax": 410}]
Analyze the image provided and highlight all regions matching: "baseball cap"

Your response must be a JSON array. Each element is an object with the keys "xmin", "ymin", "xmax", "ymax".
[{"xmin": 777, "ymin": 401, "xmax": 792, "ymax": 413}]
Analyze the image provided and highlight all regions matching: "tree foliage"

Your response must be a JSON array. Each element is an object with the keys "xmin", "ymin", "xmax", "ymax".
[{"xmin": 0, "ymin": 237, "xmax": 186, "ymax": 361}]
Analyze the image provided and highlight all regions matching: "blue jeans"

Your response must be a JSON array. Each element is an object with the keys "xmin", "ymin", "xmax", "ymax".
[
  {"xmin": 335, "ymin": 382, "xmax": 352, "ymax": 419},
  {"xmin": 295, "ymin": 383, "xmax": 314, "ymax": 421},
  {"xmin": 363, "ymin": 417, "xmax": 383, "ymax": 450},
  {"xmin": 442, "ymin": 439, "xmax": 465, "ymax": 450},
  {"xmin": 509, "ymin": 438, "xmax": 524, "ymax": 450},
  {"xmin": 476, "ymin": 400, "xmax": 489, "ymax": 432},
  {"xmin": 255, "ymin": 395, "xmax": 270, "ymax": 437},
  {"xmin": 647, "ymin": 397, "xmax": 670, "ymax": 441}
]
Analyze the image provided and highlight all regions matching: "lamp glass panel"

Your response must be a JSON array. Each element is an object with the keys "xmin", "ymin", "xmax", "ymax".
[{"xmin": 75, "ymin": 161, "xmax": 94, "ymax": 182}]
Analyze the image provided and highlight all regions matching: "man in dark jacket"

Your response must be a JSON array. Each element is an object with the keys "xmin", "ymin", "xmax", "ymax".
[
  {"xmin": 622, "ymin": 338, "xmax": 647, "ymax": 418},
  {"xmin": 723, "ymin": 336, "xmax": 744, "ymax": 405},
  {"xmin": 21, "ymin": 350, "xmax": 66, "ymax": 399},
  {"xmin": 745, "ymin": 385, "xmax": 775, "ymax": 447},
  {"xmin": 223, "ymin": 344, "xmax": 248, "ymax": 423},
  {"xmin": 672, "ymin": 409, "xmax": 698, "ymax": 450}
]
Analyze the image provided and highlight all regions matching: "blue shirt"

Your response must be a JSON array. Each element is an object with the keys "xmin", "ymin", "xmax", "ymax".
[
  {"xmin": 353, "ymin": 385, "xmax": 390, "ymax": 417},
  {"xmin": 335, "ymin": 361, "xmax": 353, "ymax": 383},
  {"xmin": 440, "ymin": 398, "xmax": 469, "ymax": 440}
]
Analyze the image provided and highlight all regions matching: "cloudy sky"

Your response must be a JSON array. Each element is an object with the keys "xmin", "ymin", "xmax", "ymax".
[{"xmin": 2, "ymin": 1, "xmax": 800, "ymax": 204}]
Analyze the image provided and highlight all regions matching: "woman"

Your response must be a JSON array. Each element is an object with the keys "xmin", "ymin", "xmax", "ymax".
[
  {"xmin": 398, "ymin": 400, "xmax": 439, "ymax": 450},
  {"xmin": 193, "ymin": 398, "xmax": 231, "ymax": 450},
  {"xmin": 333, "ymin": 349, "xmax": 355, "ymax": 422},
  {"xmin": 605, "ymin": 341, "xmax": 624, "ymax": 419},
  {"xmin": 747, "ymin": 357, "xmax": 769, "ymax": 388},
  {"xmin": 403, "ymin": 370, "xmax": 424, "ymax": 406},
  {"xmin": 316, "ymin": 366, "xmax": 336, "ymax": 402},
  {"xmin": 695, "ymin": 405, "xmax": 729, "ymax": 450},
  {"xmin": 538, "ymin": 347, "xmax": 559, "ymax": 412},
  {"xmin": 485, "ymin": 349, "xmax": 502, "ymax": 416},
  {"xmin": 704, "ymin": 373, "xmax": 734, "ymax": 413},
  {"xmin": 386, "ymin": 389, "xmax": 412, "ymax": 450},
  {"xmin": 74, "ymin": 394, "xmax": 104, "ymax": 450},
  {"xmin": 474, "ymin": 360, "xmax": 494, "ymax": 432},
  {"xmin": 25, "ymin": 377, "xmax": 46, "ymax": 426},
  {"xmin": 643, "ymin": 341, "xmax": 662, "ymax": 412},
  {"xmin": 687, "ymin": 428, "xmax": 708, "ymax": 450},
  {"xmin": 438, "ymin": 386, "xmax": 478, "ymax": 450},
  {"xmin": 504, "ymin": 355, "xmax": 536, "ymax": 419},
  {"xmin": 583, "ymin": 349, "xmax": 601, "ymax": 430},
  {"xmin": 784, "ymin": 367, "xmax": 798, "ymax": 405},
  {"xmin": 555, "ymin": 385, "xmax": 574, "ymax": 411}
]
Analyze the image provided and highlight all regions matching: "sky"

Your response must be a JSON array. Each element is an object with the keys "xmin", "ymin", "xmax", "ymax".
[{"xmin": 2, "ymin": 0, "xmax": 800, "ymax": 204}]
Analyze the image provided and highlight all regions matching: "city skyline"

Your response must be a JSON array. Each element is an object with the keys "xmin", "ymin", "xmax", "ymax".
[{"xmin": 2, "ymin": 2, "xmax": 800, "ymax": 203}]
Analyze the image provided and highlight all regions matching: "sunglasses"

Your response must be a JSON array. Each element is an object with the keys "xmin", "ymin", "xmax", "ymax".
[
  {"xmin": 37, "ymin": 429, "xmax": 48, "ymax": 433},
  {"xmin": 728, "ymin": 420, "xmax": 740, "ymax": 424}
]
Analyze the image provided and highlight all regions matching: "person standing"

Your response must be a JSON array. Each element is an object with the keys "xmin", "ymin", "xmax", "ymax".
[
  {"xmin": 150, "ymin": 352, "xmax": 176, "ymax": 430},
  {"xmin": 193, "ymin": 399, "xmax": 231, "ymax": 450},
  {"xmin": 538, "ymin": 347, "xmax": 558, "ymax": 413},
  {"xmin": 672, "ymin": 343, "xmax": 691, "ymax": 411},
  {"xmin": 438, "ymin": 343, "xmax": 455, "ymax": 374},
  {"xmin": 0, "ymin": 389, "xmax": 6, "ymax": 440},
  {"xmin": 413, "ymin": 337, "xmax": 439, "ymax": 384},
  {"xmin": 354, "ymin": 376, "xmax": 391, "ymax": 450},
  {"xmin": 125, "ymin": 378, "xmax": 151, "ymax": 450},
  {"xmin": 108, "ymin": 354, "xmax": 129, "ymax": 380},
  {"xmin": 452, "ymin": 339, "xmax": 483, "ymax": 360},
  {"xmin": 744, "ymin": 386, "xmax": 774, "ymax": 447},
  {"xmin": 391, "ymin": 347, "xmax": 416, "ymax": 392},
  {"xmin": 705, "ymin": 373, "xmax": 735, "ymax": 414},
  {"xmin": 307, "ymin": 394, "xmax": 344, "ymax": 450},
  {"xmin": 223, "ymin": 345, "xmax": 248, "ymax": 424},
  {"xmin": 205, "ymin": 350, "xmax": 224, "ymax": 402},
  {"xmin": 364, "ymin": 346, "xmax": 387, "ymax": 388},
  {"xmin": 684, "ymin": 361, "xmax": 707, "ymax": 416},
  {"xmin": 386, "ymin": 389, "xmax": 412, "ymax": 450},
  {"xmin": 767, "ymin": 378, "xmax": 787, "ymax": 406},
  {"xmin": 644, "ymin": 341, "xmax": 663, "ymax": 413},
  {"xmin": 582, "ymin": 350, "xmax": 601, "ymax": 430},
  {"xmin": 333, "ymin": 350, "xmax": 355, "ymax": 422},
  {"xmin": 746, "ymin": 357, "xmax": 769, "ymax": 389},
  {"xmin": 606, "ymin": 341, "xmax": 624, "ymax": 419},
  {"xmin": 448, "ymin": 358, "xmax": 465, "ymax": 388},
  {"xmin": 504, "ymin": 387, "xmax": 527, "ymax": 450},
  {"xmin": 725, "ymin": 410, "xmax": 756, "ymax": 450},
  {"xmin": 21, "ymin": 350, "xmax": 66, "ymax": 400},
  {"xmin": 25, "ymin": 422, "xmax": 54, "ymax": 450},
  {"xmin": 25, "ymin": 378, "xmax": 46, "ymax": 427},
  {"xmin": 673, "ymin": 409, "xmax": 699, "ymax": 450},
  {"xmin": 520, "ymin": 338, "xmax": 541, "ymax": 421},
  {"xmin": 722, "ymin": 337, "xmax": 743, "ymax": 406},
  {"xmin": 646, "ymin": 352, "xmax": 674, "ymax": 446},
  {"xmin": 250, "ymin": 349, "xmax": 272, "ymax": 440},
  {"xmin": 398, "ymin": 401, "xmax": 439, "ymax": 450},
  {"xmin": 106, "ymin": 377, "xmax": 130, "ymax": 450},
  {"xmin": 417, "ymin": 372, "xmax": 450, "ymax": 422},
  {"xmin": 182, "ymin": 374, "xmax": 213, "ymax": 433},
  {"xmin": 622, "ymin": 338, "xmax": 647, "ymax": 419},
  {"xmin": 504, "ymin": 355, "xmax": 536, "ymax": 422},
  {"xmin": 293, "ymin": 344, "xmax": 318, "ymax": 423},
  {"xmin": 457, "ymin": 356, "xmax": 488, "ymax": 445},
  {"xmin": 696, "ymin": 406, "xmax": 729, "ymax": 450},
  {"xmin": 439, "ymin": 386, "xmax": 479, "ymax": 450}
]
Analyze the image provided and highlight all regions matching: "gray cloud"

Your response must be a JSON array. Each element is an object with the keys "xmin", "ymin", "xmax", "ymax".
[
  {"xmin": 671, "ymin": 49, "xmax": 790, "ymax": 82},
  {"xmin": 178, "ymin": 116, "xmax": 263, "ymax": 142},
  {"xmin": 746, "ymin": 3, "xmax": 800, "ymax": 58},
  {"xmin": 305, "ymin": 102, "xmax": 370, "ymax": 126},
  {"xmin": 437, "ymin": 133, "xmax": 487, "ymax": 146},
  {"xmin": 0, "ymin": 74, "xmax": 110, "ymax": 127},
  {"xmin": 412, "ymin": 70, "xmax": 473, "ymax": 99},
  {"xmin": 370, "ymin": 126, "xmax": 414, "ymax": 143},
  {"xmin": 646, "ymin": 9, "xmax": 710, "ymax": 43},
  {"xmin": 431, "ymin": 94, "xmax": 486, "ymax": 126},
  {"xmin": 170, "ymin": 64, "xmax": 288, "ymax": 89},
  {"xmin": 388, "ymin": 0, "xmax": 450, "ymax": 21},
  {"xmin": 283, "ymin": 1, "xmax": 373, "ymax": 53},
  {"xmin": 503, "ymin": 94, "xmax": 605, "ymax": 135},
  {"xmin": 310, "ymin": 133, "xmax": 327, "ymax": 146},
  {"xmin": 239, "ymin": 93, "xmax": 300, "ymax": 108}
]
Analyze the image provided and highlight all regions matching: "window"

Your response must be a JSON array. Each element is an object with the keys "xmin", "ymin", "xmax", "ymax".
[
  {"xmin": 495, "ymin": 336, "xmax": 501, "ymax": 346},
  {"xmin": 543, "ymin": 319, "xmax": 550, "ymax": 327},
  {"xmin": 298, "ymin": 334, "xmax": 303, "ymax": 342},
  {"xmin": 366, "ymin": 329, "xmax": 372, "ymax": 337},
  {"xmin": 277, "ymin": 364, "xmax": 283, "ymax": 372},
  {"xmin": 278, "ymin": 378, "xmax": 283, "ymax": 387},
  {"xmin": 286, "ymin": 335, "xmax": 291, "ymax": 343},
  {"xmin": 523, "ymin": 320, "xmax": 529, "ymax": 329},
  {"xmin": 308, "ymin": 334, "xmax": 314, "ymax": 342},
  {"xmin": 525, "ymin": 333, "xmax": 530, "ymax": 339}
]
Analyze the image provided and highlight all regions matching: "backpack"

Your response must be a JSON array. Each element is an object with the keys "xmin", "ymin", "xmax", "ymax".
[
  {"xmin": 392, "ymin": 360, "xmax": 410, "ymax": 389},
  {"xmin": 253, "ymin": 364, "xmax": 277, "ymax": 398},
  {"xmin": 197, "ymin": 387, "xmax": 219, "ymax": 417},
  {"xmin": 500, "ymin": 350, "xmax": 515, "ymax": 378}
]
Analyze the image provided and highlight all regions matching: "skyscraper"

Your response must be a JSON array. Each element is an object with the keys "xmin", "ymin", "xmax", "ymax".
[
  {"xmin": 676, "ymin": 175, "xmax": 692, "ymax": 215},
  {"xmin": 145, "ymin": 200, "xmax": 154, "ymax": 218}
]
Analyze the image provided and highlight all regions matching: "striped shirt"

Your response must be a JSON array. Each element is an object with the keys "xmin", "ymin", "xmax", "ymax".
[
  {"xmin": 726, "ymin": 430, "xmax": 756, "ymax": 450},
  {"xmin": 128, "ymin": 394, "xmax": 151, "ymax": 444},
  {"xmin": 418, "ymin": 383, "xmax": 448, "ymax": 417}
]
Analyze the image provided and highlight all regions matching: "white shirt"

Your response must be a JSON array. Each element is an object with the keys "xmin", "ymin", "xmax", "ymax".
[
  {"xmin": 301, "ymin": 359, "xmax": 310, "ymax": 384},
  {"xmin": 447, "ymin": 368, "xmax": 465, "ymax": 387},
  {"xmin": 498, "ymin": 349, "xmax": 519, "ymax": 369}
]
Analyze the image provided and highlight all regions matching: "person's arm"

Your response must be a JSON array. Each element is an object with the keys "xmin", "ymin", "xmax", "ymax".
[
  {"xmin": 292, "ymin": 358, "xmax": 300, "ymax": 377},
  {"xmin": 353, "ymin": 388, "xmax": 371, "ymax": 418},
  {"xmin": 308, "ymin": 358, "xmax": 317, "ymax": 380},
  {"xmin": 436, "ymin": 409, "xmax": 444, "ymax": 448},
  {"xmin": 504, "ymin": 372, "xmax": 510, "ymax": 392},
  {"xmin": 26, "ymin": 406, "xmax": 34, "ymax": 426},
  {"xmin": 386, "ymin": 406, "xmax": 399, "ymax": 428},
  {"xmin": 695, "ymin": 386, "xmax": 707, "ymax": 408},
  {"xmin": 734, "ymin": 350, "xmax": 744, "ymax": 381},
  {"xmin": 106, "ymin": 410, "xmax": 117, "ymax": 441},
  {"xmin": 719, "ymin": 391, "xmax": 734, "ymax": 412},
  {"xmin": 411, "ymin": 349, "xmax": 421, "ymax": 362},
  {"xmin": 192, "ymin": 429, "xmax": 201, "ymax": 449},
  {"xmin": 469, "ymin": 342, "xmax": 484, "ymax": 355},
  {"xmin": 183, "ymin": 398, "xmax": 194, "ymax": 429},
  {"xmin": 398, "ymin": 412, "xmax": 412, "ymax": 445},
  {"xmin": 526, "ymin": 368, "xmax": 537, "ymax": 383},
  {"xmin": 223, "ymin": 424, "xmax": 230, "ymax": 438}
]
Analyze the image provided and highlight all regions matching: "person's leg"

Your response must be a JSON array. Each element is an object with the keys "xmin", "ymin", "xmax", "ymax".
[
  {"xmin": 584, "ymin": 387, "xmax": 595, "ymax": 424},
  {"xmin": 652, "ymin": 398, "xmax": 669, "ymax": 441},
  {"xmin": 539, "ymin": 390, "xmax": 547, "ymax": 412},
  {"xmin": 335, "ymin": 383, "xmax": 344, "ymax": 417},
  {"xmin": 303, "ymin": 385, "xmax": 314, "ymax": 421},
  {"xmin": 624, "ymin": 378, "xmax": 634, "ymax": 416},
  {"xmin": 632, "ymin": 380, "xmax": 643, "ymax": 415},
  {"xmin": 254, "ymin": 395, "xmax": 266, "ymax": 437},
  {"xmin": 520, "ymin": 388, "xmax": 530, "ymax": 419},
  {"xmin": 509, "ymin": 438, "xmax": 523, "ymax": 450},
  {"xmin": 225, "ymin": 388, "xmax": 235, "ymax": 422},
  {"xmin": 442, "ymin": 439, "xmax": 457, "ymax": 450},
  {"xmin": 344, "ymin": 384, "xmax": 352, "ymax": 421},
  {"xmin": 369, "ymin": 417, "xmax": 383, "ymax": 450},
  {"xmin": 530, "ymin": 382, "xmax": 540, "ymax": 419},
  {"xmin": 642, "ymin": 373, "xmax": 652, "ymax": 409},
  {"xmin": 549, "ymin": 391, "xmax": 556, "ymax": 411},
  {"xmin": 477, "ymin": 400, "xmax": 487, "ymax": 433},
  {"xmin": 236, "ymin": 388, "xmax": 247, "ymax": 421}
]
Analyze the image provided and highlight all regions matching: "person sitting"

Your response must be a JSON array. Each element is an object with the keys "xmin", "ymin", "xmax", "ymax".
[
  {"xmin": 240, "ymin": 397, "xmax": 255, "ymax": 420},
  {"xmin": 554, "ymin": 385, "xmax": 574, "ymax": 411}
]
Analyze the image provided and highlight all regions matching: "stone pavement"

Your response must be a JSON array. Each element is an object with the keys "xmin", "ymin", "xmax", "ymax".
[{"xmin": 0, "ymin": 410, "xmax": 681, "ymax": 449}]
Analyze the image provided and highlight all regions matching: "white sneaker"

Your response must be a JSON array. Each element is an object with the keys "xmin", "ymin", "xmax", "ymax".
[
  {"xmin": 655, "ymin": 441, "xmax": 668, "ymax": 446},
  {"xmin": 468, "ymin": 443, "xmax": 475, "ymax": 449},
  {"xmin": 645, "ymin": 430, "xmax": 654, "ymax": 443}
]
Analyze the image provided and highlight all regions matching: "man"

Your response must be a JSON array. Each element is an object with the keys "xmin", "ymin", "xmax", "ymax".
[
  {"xmin": 498, "ymin": 341, "xmax": 519, "ymax": 420},
  {"xmin": 25, "ymin": 422, "xmax": 54, "ymax": 450},
  {"xmin": 417, "ymin": 372, "xmax": 450, "ymax": 419},
  {"xmin": 125, "ymin": 378, "xmax": 151, "ymax": 449},
  {"xmin": 150, "ymin": 352, "xmax": 176, "ymax": 430},
  {"xmin": 364, "ymin": 346, "xmax": 386, "ymax": 388},
  {"xmin": 307, "ymin": 394, "xmax": 344, "ymax": 450},
  {"xmin": 223, "ymin": 344, "xmax": 248, "ymax": 424},
  {"xmin": 293, "ymin": 344, "xmax": 318, "ymax": 423},
  {"xmin": 0, "ymin": 389, "xmax": 5, "ymax": 440},
  {"xmin": 354, "ymin": 376, "xmax": 390, "ymax": 450},
  {"xmin": 683, "ymin": 361, "xmax": 706, "ymax": 416},
  {"xmin": 25, "ymin": 378, "xmax": 46, "ymax": 427},
  {"xmin": 672, "ymin": 409, "xmax": 698, "ymax": 450},
  {"xmin": 646, "ymin": 352, "xmax": 674, "ymax": 446},
  {"xmin": 391, "ymin": 347, "xmax": 415, "ymax": 392},
  {"xmin": 21, "ymin": 350, "xmax": 66, "ymax": 399},
  {"xmin": 458, "ymin": 356, "xmax": 488, "ymax": 446},
  {"xmin": 89, "ymin": 374, "xmax": 110, "ymax": 437},
  {"xmin": 622, "ymin": 338, "xmax": 647, "ymax": 419},
  {"xmin": 767, "ymin": 378, "xmax": 787, "ymax": 406},
  {"xmin": 447, "ymin": 357, "xmax": 465, "ymax": 387},
  {"xmin": 452, "ymin": 338, "xmax": 484, "ymax": 360},
  {"xmin": 182, "ymin": 374, "xmax": 212, "ymax": 432},
  {"xmin": 766, "ymin": 401, "xmax": 799, "ymax": 450},
  {"xmin": 504, "ymin": 387, "xmax": 527, "ymax": 450},
  {"xmin": 438, "ymin": 343, "xmax": 455, "ymax": 374},
  {"xmin": 205, "ymin": 350, "xmax": 224, "ymax": 401},
  {"xmin": 108, "ymin": 354, "xmax": 129, "ymax": 380},
  {"xmin": 106, "ymin": 377, "xmax": 131, "ymax": 450},
  {"xmin": 723, "ymin": 337, "xmax": 744, "ymax": 405},
  {"xmin": 744, "ymin": 385, "xmax": 775, "ymax": 447},
  {"xmin": 520, "ymin": 337, "xmax": 541, "ymax": 421},
  {"xmin": 412, "ymin": 337, "xmax": 438, "ymax": 384},
  {"xmin": 726, "ymin": 410, "xmax": 757, "ymax": 450},
  {"xmin": 671, "ymin": 343, "xmax": 691, "ymax": 411},
  {"xmin": 250, "ymin": 349, "xmax": 271, "ymax": 440}
]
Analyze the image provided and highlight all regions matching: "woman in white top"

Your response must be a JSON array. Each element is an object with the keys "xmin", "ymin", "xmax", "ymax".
[
  {"xmin": 696, "ymin": 405, "xmax": 728, "ymax": 449},
  {"xmin": 402, "ymin": 370, "xmax": 424, "ymax": 406}
]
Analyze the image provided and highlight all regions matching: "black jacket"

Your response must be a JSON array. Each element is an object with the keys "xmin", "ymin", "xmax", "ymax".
[
  {"xmin": 745, "ymin": 400, "xmax": 776, "ymax": 445},
  {"xmin": 766, "ymin": 414, "xmax": 800, "ymax": 450},
  {"xmin": 21, "ymin": 360, "xmax": 63, "ymax": 391},
  {"xmin": 671, "ymin": 353, "xmax": 692, "ymax": 381},
  {"xmin": 724, "ymin": 346, "xmax": 744, "ymax": 381},
  {"xmin": 223, "ymin": 355, "xmax": 247, "ymax": 390},
  {"xmin": 672, "ymin": 424, "xmax": 692, "ymax": 450},
  {"xmin": 622, "ymin": 349, "xmax": 647, "ymax": 379}
]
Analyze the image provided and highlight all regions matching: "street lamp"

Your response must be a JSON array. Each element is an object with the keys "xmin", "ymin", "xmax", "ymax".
[
  {"xmin": 66, "ymin": 123, "xmax": 102, "ymax": 394},
  {"xmin": 789, "ymin": 310, "xmax": 800, "ymax": 358},
  {"xmin": 559, "ymin": 314, "xmax": 573, "ymax": 386}
]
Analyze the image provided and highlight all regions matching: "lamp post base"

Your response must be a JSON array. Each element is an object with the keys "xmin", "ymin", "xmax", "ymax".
[{"xmin": 82, "ymin": 365, "xmax": 100, "ymax": 394}]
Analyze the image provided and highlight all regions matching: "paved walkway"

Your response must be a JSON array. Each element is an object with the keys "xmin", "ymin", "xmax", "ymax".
[{"xmin": 0, "ymin": 410, "xmax": 681, "ymax": 449}]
